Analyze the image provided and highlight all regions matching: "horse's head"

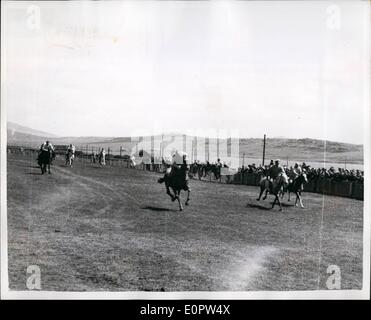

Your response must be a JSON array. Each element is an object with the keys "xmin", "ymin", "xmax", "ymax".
[{"xmin": 278, "ymin": 173, "xmax": 289, "ymax": 186}]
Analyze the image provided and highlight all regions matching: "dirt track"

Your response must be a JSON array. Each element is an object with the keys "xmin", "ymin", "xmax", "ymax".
[{"xmin": 7, "ymin": 154, "xmax": 363, "ymax": 291}]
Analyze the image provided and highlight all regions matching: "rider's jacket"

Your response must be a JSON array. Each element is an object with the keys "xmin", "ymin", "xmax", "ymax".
[
  {"xmin": 289, "ymin": 166, "xmax": 302, "ymax": 180},
  {"xmin": 171, "ymin": 159, "xmax": 189, "ymax": 180},
  {"xmin": 40, "ymin": 142, "xmax": 54, "ymax": 152},
  {"xmin": 268, "ymin": 165, "xmax": 284, "ymax": 180},
  {"xmin": 67, "ymin": 145, "xmax": 76, "ymax": 154}
]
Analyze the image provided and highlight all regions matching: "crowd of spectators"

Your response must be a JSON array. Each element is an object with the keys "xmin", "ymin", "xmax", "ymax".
[{"xmin": 238, "ymin": 161, "xmax": 364, "ymax": 183}]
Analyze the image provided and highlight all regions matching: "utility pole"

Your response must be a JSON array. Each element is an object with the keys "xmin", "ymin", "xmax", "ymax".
[
  {"xmin": 161, "ymin": 133, "xmax": 164, "ymax": 160},
  {"xmin": 262, "ymin": 134, "xmax": 266, "ymax": 166},
  {"xmin": 243, "ymin": 152, "xmax": 245, "ymax": 167}
]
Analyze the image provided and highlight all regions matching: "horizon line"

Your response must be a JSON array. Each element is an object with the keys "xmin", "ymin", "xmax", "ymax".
[{"xmin": 7, "ymin": 121, "xmax": 364, "ymax": 146}]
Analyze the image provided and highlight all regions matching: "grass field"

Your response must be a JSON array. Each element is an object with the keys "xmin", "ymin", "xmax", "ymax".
[{"xmin": 7, "ymin": 153, "xmax": 363, "ymax": 291}]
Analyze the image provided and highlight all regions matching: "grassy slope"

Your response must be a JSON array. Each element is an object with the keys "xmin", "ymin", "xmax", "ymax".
[{"xmin": 7, "ymin": 154, "xmax": 363, "ymax": 291}]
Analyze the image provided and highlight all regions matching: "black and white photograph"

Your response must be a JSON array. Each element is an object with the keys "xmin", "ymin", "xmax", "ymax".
[{"xmin": 1, "ymin": 0, "xmax": 370, "ymax": 300}]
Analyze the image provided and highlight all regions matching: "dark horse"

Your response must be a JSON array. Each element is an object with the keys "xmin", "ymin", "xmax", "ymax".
[
  {"xmin": 158, "ymin": 164, "xmax": 191, "ymax": 211},
  {"xmin": 37, "ymin": 149, "xmax": 55, "ymax": 174},
  {"xmin": 287, "ymin": 173, "xmax": 308, "ymax": 208},
  {"xmin": 256, "ymin": 173, "xmax": 289, "ymax": 211}
]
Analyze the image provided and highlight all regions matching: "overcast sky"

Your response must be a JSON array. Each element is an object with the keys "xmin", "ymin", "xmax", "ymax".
[{"xmin": 2, "ymin": 1, "xmax": 369, "ymax": 144}]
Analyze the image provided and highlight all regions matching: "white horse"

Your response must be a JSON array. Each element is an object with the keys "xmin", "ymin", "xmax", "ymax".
[
  {"xmin": 256, "ymin": 173, "xmax": 289, "ymax": 211},
  {"xmin": 66, "ymin": 150, "xmax": 75, "ymax": 167},
  {"xmin": 287, "ymin": 172, "xmax": 308, "ymax": 208}
]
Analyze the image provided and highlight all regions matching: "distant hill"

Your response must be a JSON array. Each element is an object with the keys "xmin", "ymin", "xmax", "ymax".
[
  {"xmin": 7, "ymin": 122, "xmax": 363, "ymax": 165},
  {"xmin": 7, "ymin": 122, "xmax": 115, "ymax": 148},
  {"xmin": 7, "ymin": 122, "xmax": 59, "ymax": 138},
  {"xmin": 237, "ymin": 137, "xmax": 363, "ymax": 164}
]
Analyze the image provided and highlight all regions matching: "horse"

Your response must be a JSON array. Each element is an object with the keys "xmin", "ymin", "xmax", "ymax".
[
  {"xmin": 65, "ymin": 150, "xmax": 75, "ymax": 167},
  {"xmin": 158, "ymin": 164, "xmax": 191, "ymax": 211},
  {"xmin": 287, "ymin": 173, "xmax": 308, "ymax": 208},
  {"xmin": 256, "ymin": 173, "xmax": 289, "ymax": 211},
  {"xmin": 37, "ymin": 149, "xmax": 55, "ymax": 174}
]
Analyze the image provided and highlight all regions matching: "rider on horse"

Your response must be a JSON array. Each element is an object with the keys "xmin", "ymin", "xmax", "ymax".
[
  {"xmin": 170, "ymin": 151, "xmax": 191, "ymax": 192},
  {"xmin": 66, "ymin": 144, "xmax": 76, "ymax": 166},
  {"xmin": 37, "ymin": 140, "xmax": 55, "ymax": 174},
  {"xmin": 40, "ymin": 140, "xmax": 54, "ymax": 153},
  {"xmin": 268, "ymin": 159, "xmax": 284, "ymax": 180},
  {"xmin": 38, "ymin": 140, "xmax": 54, "ymax": 161},
  {"xmin": 288, "ymin": 162, "xmax": 305, "ymax": 191},
  {"xmin": 289, "ymin": 163, "xmax": 302, "ymax": 180},
  {"xmin": 265, "ymin": 159, "xmax": 287, "ymax": 190},
  {"xmin": 158, "ymin": 151, "xmax": 191, "ymax": 211},
  {"xmin": 67, "ymin": 144, "xmax": 76, "ymax": 155}
]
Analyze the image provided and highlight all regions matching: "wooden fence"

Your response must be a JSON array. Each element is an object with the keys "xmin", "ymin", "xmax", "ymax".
[{"xmin": 7, "ymin": 146, "xmax": 363, "ymax": 200}]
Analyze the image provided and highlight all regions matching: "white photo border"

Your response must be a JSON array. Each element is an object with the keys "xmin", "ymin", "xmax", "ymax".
[{"xmin": 1, "ymin": 0, "xmax": 370, "ymax": 300}]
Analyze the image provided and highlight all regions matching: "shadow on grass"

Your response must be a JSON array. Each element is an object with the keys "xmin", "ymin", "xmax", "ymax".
[
  {"xmin": 246, "ymin": 203, "xmax": 272, "ymax": 211},
  {"xmin": 28, "ymin": 165, "xmax": 40, "ymax": 169},
  {"xmin": 281, "ymin": 202, "xmax": 295, "ymax": 207},
  {"xmin": 247, "ymin": 200, "xmax": 295, "ymax": 211},
  {"xmin": 141, "ymin": 205, "xmax": 175, "ymax": 212}
]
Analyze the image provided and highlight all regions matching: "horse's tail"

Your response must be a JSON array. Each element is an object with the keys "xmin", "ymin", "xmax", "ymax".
[{"xmin": 158, "ymin": 177, "xmax": 165, "ymax": 184}]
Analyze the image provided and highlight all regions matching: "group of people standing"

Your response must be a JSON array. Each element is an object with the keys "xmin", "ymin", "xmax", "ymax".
[
  {"xmin": 38, "ymin": 141, "xmax": 107, "ymax": 167},
  {"xmin": 241, "ymin": 159, "xmax": 304, "ymax": 182},
  {"xmin": 92, "ymin": 148, "xmax": 106, "ymax": 166},
  {"xmin": 190, "ymin": 158, "xmax": 228, "ymax": 180},
  {"xmin": 240, "ymin": 159, "xmax": 363, "ymax": 184}
]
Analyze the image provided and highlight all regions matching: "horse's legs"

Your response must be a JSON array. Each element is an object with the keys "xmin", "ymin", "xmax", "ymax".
[
  {"xmin": 280, "ymin": 187, "xmax": 285, "ymax": 199},
  {"xmin": 256, "ymin": 187, "xmax": 264, "ymax": 201},
  {"xmin": 295, "ymin": 192, "xmax": 299, "ymax": 207},
  {"xmin": 272, "ymin": 195, "xmax": 282, "ymax": 211},
  {"xmin": 175, "ymin": 190, "xmax": 183, "ymax": 211},
  {"xmin": 185, "ymin": 190, "xmax": 190, "ymax": 206},
  {"xmin": 298, "ymin": 192, "xmax": 305, "ymax": 208},
  {"xmin": 277, "ymin": 196, "xmax": 283, "ymax": 211},
  {"xmin": 263, "ymin": 189, "xmax": 268, "ymax": 200},
  {"xmin": 166, "ymin": 185, "xmax": 175, "ymax": 201},
  {"xmin": 272, "ymin": 196, "xmax": 277, "ymax": 208},
  {"xmin": 288, "ymin": 191, "xmax": 291, "ymax": 202},
  {"xmin": 47, "ymin": 163, "xmax": 51, "ymax": 174}
]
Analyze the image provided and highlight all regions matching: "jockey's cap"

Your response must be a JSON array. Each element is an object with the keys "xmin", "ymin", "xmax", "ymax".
[
  {"xmin": 275, "ymin": 159, "xmax": 280, "ymax": 163},
  {"xmin": 172, "ymin": 151, "xmax": 188, "ymax": 164}
]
